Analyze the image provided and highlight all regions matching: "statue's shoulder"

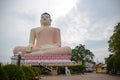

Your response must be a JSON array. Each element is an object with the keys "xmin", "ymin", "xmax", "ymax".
[
  {"xmin": 31, "ymin": 27, "xmax": 40, "ymax": 30},
  {"xmin": 50, "ymin": 27, "xmax": 60, "ymax": 31},
  {"xmin": 31, "ymin": 27, "xmax": 40, "ymax": 31}
]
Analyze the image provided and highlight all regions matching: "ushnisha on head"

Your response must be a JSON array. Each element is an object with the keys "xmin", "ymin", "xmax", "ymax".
[{"xmin": 40, "ymin": 12, "xmax": 52, "ymax": 27}]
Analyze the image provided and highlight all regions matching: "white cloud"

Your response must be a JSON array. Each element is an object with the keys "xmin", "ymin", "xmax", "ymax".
[
  {"xmin": 0, "ymin": 48, "xmax": 13, "ymax": 64},
  {"xmin": 87, "ymin": 17, "xmax": 120, "ymax": 39},
  {"xmin": 55, "ymin": 8, "xmax": 90, "ymax": 44},
  {"xmin": 7, "ymin": 0, "xmax": 78, "ymax": 19},
  {"xmin": 55, "ymin": 1, "xmax": 120, "ymax": 46},
  {"xmin": 49, "ymin": 0, "xmax": 78, "ymax": 18},
  {"xmin": 91, "ymin": 47, "xmax": 110, "ymax": 63}
]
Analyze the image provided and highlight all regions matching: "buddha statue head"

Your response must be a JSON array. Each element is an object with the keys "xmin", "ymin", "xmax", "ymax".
[{"xmin": 40, "ymin": 12, "xmax": 52, "ymax": 27}]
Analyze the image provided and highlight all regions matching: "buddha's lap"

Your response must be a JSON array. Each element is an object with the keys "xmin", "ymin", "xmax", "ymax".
[{"xmin": 13, "ymin": 46, "xmax": 71, "ymax": 54}]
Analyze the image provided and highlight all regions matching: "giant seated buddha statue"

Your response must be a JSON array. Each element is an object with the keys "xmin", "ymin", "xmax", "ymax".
[{"xmin": 13, "ymin": 13, "xmax": 71, "ymax": 59}]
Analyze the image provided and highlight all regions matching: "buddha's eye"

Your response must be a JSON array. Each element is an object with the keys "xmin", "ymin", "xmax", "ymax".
[{"xmin": 46, "ymin": 16, "xmax": 49, "ymax": 18}]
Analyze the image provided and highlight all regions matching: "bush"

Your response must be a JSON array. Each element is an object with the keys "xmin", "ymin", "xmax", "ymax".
[
  {"xmin": 79, "ymin": 65, "xmax": 86, "ymax": 73},
  {"xmin": 70, "ymin": 64, "xmax": 86, "ymax": 74},
  {"xmin": 0, "ymin": 66, "xmax": 9, "ymax": 80},
  {"xmin": 21, "ymin": 66, "xmax": 35, "ymax": 80},
  {"xmin": 30, "ymin": 67, "xmax": 41, "ymax": 76},
  {"xmin": 3, "ymin": 64, "xmax": 25, "ymax": 80}
]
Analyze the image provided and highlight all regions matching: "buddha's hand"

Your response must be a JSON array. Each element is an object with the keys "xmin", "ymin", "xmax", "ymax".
[
  {"xmin": 26, "ymin": 45, "xmax": 32, "ymax": 53},
  {"xmin": 26, "ymin": 43, "xmax": 33, "ymax": 53}
]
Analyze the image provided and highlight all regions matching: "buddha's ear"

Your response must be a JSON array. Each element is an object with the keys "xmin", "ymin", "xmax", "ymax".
[{"xmin": 50, "ymin": 19, "xmax": 52, "ymax": 22}]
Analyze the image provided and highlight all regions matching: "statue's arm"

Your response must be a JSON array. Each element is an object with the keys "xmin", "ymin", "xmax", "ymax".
[
  {"xmin": 29, "ymin": 29, "xmax": 36, "ymax": 48},
  {"xmin": 54, "ymin": 28, "xmax": 61, "ymax": 47},
  {"xmin": 26, "ymin": 29, "xmax": 36, "ymax": 52}
]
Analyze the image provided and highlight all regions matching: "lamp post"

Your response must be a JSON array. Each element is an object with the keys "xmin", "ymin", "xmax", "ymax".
[
  {"xmin": 17, "ymin": 54, "xmax": 21, "ymax": 66},
  {"xmin": 16, "ymin": 52, "xmax": 22, "ymax": 66}
]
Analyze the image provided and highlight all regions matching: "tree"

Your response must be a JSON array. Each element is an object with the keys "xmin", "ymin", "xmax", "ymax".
[
  {"xmin": 113, "ymin": 54, "xmax": 120, "ymax": 71},
  {"xmin": 107, "ymin": 22, "xmax": 120, "ymax": 74},
  {"xmin": 106, "ymin": 54, "xmax": 115, "ymax": 73},
  {"xmin": 71, "ymin": 44, "xmax": 94, "ymax": 65},
  {"xmin": 108, "ymin": 23, "xmax": 120, "ymax": 54}
]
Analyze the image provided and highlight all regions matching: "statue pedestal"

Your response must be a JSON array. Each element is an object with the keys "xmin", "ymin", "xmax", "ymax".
[
  {"xmin": 11, "ymin": 55, "xmax": 80, "ymax": 66},
  {"xmin": 24, "ymin": 55, "xmax": 71, "ymax": 63},
  {"xmin": 11, "ymin": 54, "xmax": 81, "ymax": 75}
]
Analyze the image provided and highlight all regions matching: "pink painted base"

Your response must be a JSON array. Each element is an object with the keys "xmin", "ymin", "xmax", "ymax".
[{"xmin": 24, "ymin": 55, "xmax": 71, "ymax": 62}]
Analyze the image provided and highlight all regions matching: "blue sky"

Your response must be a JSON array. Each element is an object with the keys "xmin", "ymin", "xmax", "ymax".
[{"xmin": 0, "ymin": 0, "xmax": 120, "ymax": 64}]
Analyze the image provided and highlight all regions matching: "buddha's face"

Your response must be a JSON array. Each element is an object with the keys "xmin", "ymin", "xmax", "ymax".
[{"xmin": 40, "ymin": 14, "xmax": 51, "ymax": 25}]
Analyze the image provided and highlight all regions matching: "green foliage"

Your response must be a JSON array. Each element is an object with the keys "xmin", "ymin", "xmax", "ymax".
[
  {"xmin": 21, "ymin": 66, "xmax": 35, "ymax": 80},
  {"xmin": 106, "ymin": 54, "xmax": 115, "ymax": 70},
  {"xmin": 3, "ymin": 64, "xmax": 25, "ymax": 80},
  {"xmin": 71, "ymin": 44, "xmax": 94, "ymax": 64},
  {"xmin": 113, "ymin": 54, "xmax": 120, "ymax": 71},
  {"xmin": 30, "ymin": 66, "xmax": 41, "ymax": 76},
  {"xmin": 70, "ymin": 64, "xmax": 86, "ymax": 74},
  {"xmin": 79, "ymin": 65, "xmax": 86, "ymax": 71},
  {"xmin": 108, "ymin": 23, "xmax": 120, "ymax": 53},
  {"xmin": 106, "ymin": 54, "xmax": 120, "ymax": 73},
  {"xmin": 107, "ymin": 22, "xmax": 120, "ymax": 73},
  {"xmin": 1, "ymin": 65, "xmax": 41, "ymax": 80},
  {"xmin": 0, "ymin": 66, "xmax": 9, "ymax": 80}
]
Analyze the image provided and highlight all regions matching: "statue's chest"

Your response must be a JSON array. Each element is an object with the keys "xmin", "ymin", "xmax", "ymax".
[{"xmin": 36, "ymin": 28, "xmax": 56, "ymax": 40}]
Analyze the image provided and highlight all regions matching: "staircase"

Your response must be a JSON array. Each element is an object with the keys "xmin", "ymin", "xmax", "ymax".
[{"xmin": 38, "ymin": 64, "xmax": 51, "ymax": 74}]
